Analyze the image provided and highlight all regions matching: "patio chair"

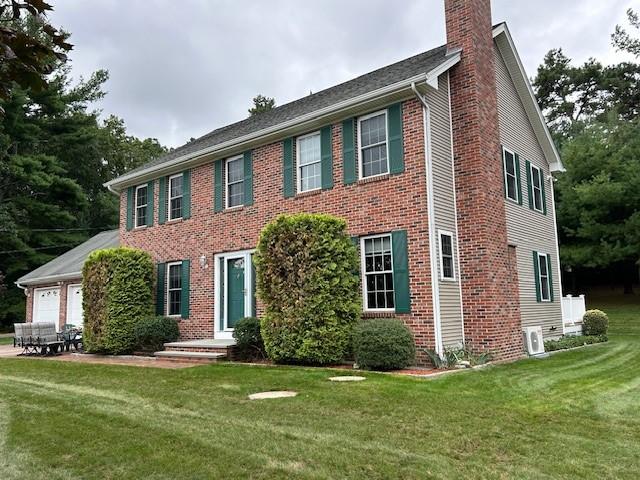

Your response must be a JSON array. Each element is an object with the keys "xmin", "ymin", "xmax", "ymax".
[
  {"xmin": 60, "ymin": 324, "xmax": 83, "ymax": 352},
  {"xmin": 31, "ymin": 322, "xmax": 63, "ymax": 355}
]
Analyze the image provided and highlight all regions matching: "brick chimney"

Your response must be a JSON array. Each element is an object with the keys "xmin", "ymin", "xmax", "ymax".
[{"xmin": 445, "ymin": 0, "xmax": 523, "ymax": 358}]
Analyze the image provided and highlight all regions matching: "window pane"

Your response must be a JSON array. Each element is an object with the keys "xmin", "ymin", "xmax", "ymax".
[
  {"xmin": 362, "ymin": 144, "xmax": 388, "ymax": 177},
  {"xmin": 298, "ymin": 134, "xmax": 321, "ymax": 166},
  {"xmin": 136, "ymin": 206, "xmax": 147, "ymax": 227},
  {"xmin": 227, "ymin": 158, "xmax": 244, "ymax": 183},
  {"xmin": 443, "ymin": 258, "xmax": 454, "ymax": 279},
  {"xmin": 136, "ymin": 186, "xmax": 147, "ymax": 206},
  {"xmin": 504, "ymin": 152, "xmax": 515, "ymax": 175},
  {"xmin": 300, "ymin": 163, "xmax": 321, "ymax": 191},
  {"xmin": 170, "ymin": 197, "xmax": 182, "ymax": 219},
  {"xmin": 507, "ymin": 176, "xmax": 517, "ymax": 200},
  {"xmin": 541, "ymin": 276, "xmax": 550, "ymax": 300},
  {"xmin": 363, "ymin": 235, "xmax": 394, "ymax": 310},
  {"xmin": 360, "ymin": 114, "xmax": 386, "ymax": 147},
  {"xmin": 441, "ymin": 235, "xmax": 452, "ymax": 256},
  {"xmin": 170, "ymin": 176, "xmax": 183, "ymax": 198},
  {"xmin": 538, "ymin": 256, "xmax": 548, "ymax": 276},
  {"xmin": 228, "ymin": 182, "xmax": 244, "ymax": 207},
  {"xmin": 169, "ymin": 265, "xmax": 182, "ymax": 289},
  {"xmin": 169, "ymin": 290, "xmax": 182, "ymax": 316}
]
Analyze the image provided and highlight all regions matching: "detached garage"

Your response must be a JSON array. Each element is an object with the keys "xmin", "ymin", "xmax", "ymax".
[{"xmin": 16, "ymin": 230, "xmax": 119, "ymax": 329}]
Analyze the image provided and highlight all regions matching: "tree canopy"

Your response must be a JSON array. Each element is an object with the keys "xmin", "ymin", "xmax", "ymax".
[{"xmin": 248, "ymin": 94, "xmax": 275, "ymax": 116}]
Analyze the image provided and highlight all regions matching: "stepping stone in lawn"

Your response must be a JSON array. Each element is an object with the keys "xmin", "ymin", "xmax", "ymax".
[
  {"xmin": 328, "ymin": 376, "xmax": 366, "ymax": 382},
  {"xmin": 248, "ymin": 391, "xmax": 297, "ymax": 400}
]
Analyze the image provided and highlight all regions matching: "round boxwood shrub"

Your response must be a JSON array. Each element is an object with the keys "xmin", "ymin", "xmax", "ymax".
[
  {"xmin": 232, "ymin": 317, "xmax": 265, "ymax": 360},
  {"xmin": 254, "ymin": 213, "xmax": 361, "ymax": 364},
  {"xmin": 134, "ymin": 316, "xmax": 180, "ymax": 352},
  {"xmin": 583, "ymin": 309, "xmax": 609, "ymax": 336},
  {"xmin": 353, "ymin": 319, "xmax": 415, "ymax": 370},
  {"xmin": 82, "ymin": 247, "xmax": 154, "ymax": 354}
]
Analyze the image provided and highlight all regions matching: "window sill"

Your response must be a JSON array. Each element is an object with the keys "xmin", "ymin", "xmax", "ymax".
[
  {"xmin": 224, "ymin": 205, "xmax": 245, "ymax": 212},
  {"xmin": 166, "ymin": 218, "xmax": 183, "ymax": 225},
  {"xmin": 357, "ymin": 173, "xmax": 390, "ymax": 186},
  {"xmin": 362, "ymin": 311, "xmax": 397, "ymax": 318},
  {"xmin": 133, "ymin": 225, "xmax": 148, "ymax": 231},
  {"xmin": 295, "ymin": 189, "xmax": 322, "ymax": 199}
]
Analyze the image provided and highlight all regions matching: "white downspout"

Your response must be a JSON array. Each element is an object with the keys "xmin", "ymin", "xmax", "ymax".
[
  {"xmin": 548, "ymin": 174, "xmax": 565, "ymax": 333},
  {"xmin": 412, "ymin": 82, "xmax": 444, "ymax": 355}
]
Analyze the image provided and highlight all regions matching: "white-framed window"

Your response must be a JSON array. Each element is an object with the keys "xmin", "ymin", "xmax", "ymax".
[
  {"xmin": 438, "ymin": 231, "xmax": 455, "ymax": 281},
  {"xmin": 226, "ymin": 155, "xmax": 244, "ymax": 209},
  {"xmin": 361, "ymin": 234, "xmax": 395, "ymax": 311},
  {"xmin": 358, "ymin": 110, "xmax": 389, "ymax": 179},
  {"xmin": 536, "ymin": 252, "xmax": 551, "ymax": 302},
  {"xmin": 502, "ymin": 148, "xmax": 519, "ymax": 203},
  {"xmin": 134, "ymin": 184, "xmax": 148, "ymax": 228},
  {"xmin": 168, "ymin": 174, "xmax": 183, "ymax": 220},
  {"xmin": 530, "ymin": 164, "xmax": 544, "ymax": 212},
  {"xmin": 167, "ymin": 262, "xmax": 182, "ymax": 316},
  {"xmin": 296, "ymin": 131, "xmax": 322, "ymax": 193}
]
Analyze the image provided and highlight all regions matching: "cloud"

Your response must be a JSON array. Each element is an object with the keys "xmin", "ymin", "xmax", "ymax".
[{"xmin": 49, "ymin": 0, "xmax": 638, "ymax": 148}]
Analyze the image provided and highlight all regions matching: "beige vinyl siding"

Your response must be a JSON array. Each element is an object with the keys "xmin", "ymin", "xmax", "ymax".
[
  {"xmin": 494, "ymin": 45, "xmax": 563, "ymax": 338},
  {"xmin": 426, "ymin": 73, "xmax": 464, "ymax": 348}
]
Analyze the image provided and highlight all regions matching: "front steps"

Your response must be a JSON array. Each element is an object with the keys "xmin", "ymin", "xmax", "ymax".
[{"xmin": 154, "ymin": 339, "xmax": 237, "ymax": 363}]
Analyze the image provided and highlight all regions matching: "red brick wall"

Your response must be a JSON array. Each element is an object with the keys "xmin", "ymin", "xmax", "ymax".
[
  {"xmin": 445, "ymin": 0, "xmax": 523, "ymax": 359},
  {"xmin": 25, "ymin": 280, "xmax": 79, "ymax": 329},
  {"xmin": 120, "ymin": 98, "xmax": 439, "ymax": 359}
]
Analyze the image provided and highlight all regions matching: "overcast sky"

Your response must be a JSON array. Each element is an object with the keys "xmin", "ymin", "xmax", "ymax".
[{"xmin": 49, "ymin": 0, "xmax": 639, "ymax": 148}]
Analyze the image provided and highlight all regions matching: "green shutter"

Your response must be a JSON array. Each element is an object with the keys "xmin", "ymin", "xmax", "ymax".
[
  {"xmin": 541, "ymin": 170, "xmax": 547, "ymax": 215},
  {"xmin": 244, "ymin": 150, "xmax": 253, "ymax": 206},
  {"xmin": 501, "ymin": 146, "xmax": 507, "ymax": 199},
  {"xmin": 283, "ymin": 138, "xmax": 294, "ymax": 198},
  {"xmin": 214, "ymin": 160, "xmax": 223, "ymax": 212},
  {"xmin": 547, "ymin": 254, "xmax": 554, "ymax": 302},
  {"xmin": 158, "ymin": 176, "xmax": 167, "ymax": 224},
  {"xmin": 156, "ymin": 263, "xmax": 166, "ymax": 315},
  {"xmin": 533, "ymin": 250, "xmax": 541, "ymax": 302},
  {"xmin": 320, "ymin": 126, "xmax": 333, "ymax": 190},
  {"xmin": 181, "ymin": 259, "xmax": 190, "ymax": 319},
  {"xmin": 392, "ymin": 230, "xmax": 410, "ymax": 313},
  {"xmin": 342, "ymin": 118, "xmax": 356, "ymax": 185},
  {"xmin": 146, "ymin": 180, "xmax": 154, "ymax": 227},
  {"xmin": 515, "ymin": 153, "xmax": 523, "ymax": 205},
  {"xmin": 388, "ymin": 103, "xmax": 404, "ymax": 174},
  {"xmin": 183, "ymin": 170, "xmax": 191, "ymax": 219},
  {"xmin": 251, "ymin": 255, "xmax": 257, "ymax": 317},
  {"xmin": 350, "ymin": 236, "xmax": 361, "ymax": 279},
  {"xmin": 126, "ymin": 187, "xmax": 134, "ymax": 231},
  {"xmin": 526, "ymin": 160, "xmax": 534, "ymax": 210}
]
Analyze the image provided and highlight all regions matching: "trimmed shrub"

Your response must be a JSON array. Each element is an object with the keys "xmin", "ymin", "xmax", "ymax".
[
  {"xmin": 82, "ymin": 247, "xmax": 154, "ymax": 354},
  {"xmin": 232, "ymin": 317, "xmax": 265, "ymax": 360},
  {"xmin": 134, "ymin": 316, "xmax": 180, "ymax": 352},
  {"xmin": 544, "ymin": 334, "xmax": 608, "ymax": 352},
  {"xmin": 254, "ymin": 213, "xmax": 361, "ymax": 364},
  {"xmin": 353, "ymin": 319, "xmax": 415, "ymax": 370},
  {"xmin": 582, "ymin": 309, "xmax": 609, "ymax": 336}
]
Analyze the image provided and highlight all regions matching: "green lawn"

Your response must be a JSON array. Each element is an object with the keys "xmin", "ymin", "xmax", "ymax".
[
  {"xmin": 0, "ymin": 336, "xmax": 14, "ymax": 345},
  {"xmin": 1, "ymin": 299, "xmax": 639, "ymax": 479}
]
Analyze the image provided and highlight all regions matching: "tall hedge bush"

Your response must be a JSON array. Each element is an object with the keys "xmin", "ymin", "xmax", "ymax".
[
  {"xmin": 254, "ymin": 213, "xmax": 361, "ymax": 364},
  {"xmin": 82, "ymin": 247, "xmax": 154, "ymax": 354}
]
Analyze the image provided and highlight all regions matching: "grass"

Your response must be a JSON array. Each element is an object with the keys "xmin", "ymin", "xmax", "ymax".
[
  {"xmin": 0, "ymin": 336, "xmax": 14, "ymax": 345},
  {"xmin": 0, "ymin": 298, "xmax": 639, "ymax": 479}
]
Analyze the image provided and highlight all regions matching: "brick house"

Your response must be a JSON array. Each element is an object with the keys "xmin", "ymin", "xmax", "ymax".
[{"xmin": 20, "ymin": 0, "xmax": 565, "ymax": 362}]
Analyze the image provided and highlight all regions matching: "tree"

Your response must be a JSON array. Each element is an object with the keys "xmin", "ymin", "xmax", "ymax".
[
  {"xmin": 0, "ymin": 0, "xmax": 72, "ymax": 109},
  {"xmin": 555, "ymin": 116, "xmax": 640, "ymax": 294},
  {"xmin": 612, "ymin": 9, "xmax": 640, "ymax": 57},
  {"xmin": 248, "ymin": 94, "xmax": 275, "ymax": 116}
]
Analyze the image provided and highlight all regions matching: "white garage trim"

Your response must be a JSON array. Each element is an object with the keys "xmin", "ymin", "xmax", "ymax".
[
  {"xmin": 33, "ymin": 287, "xmax": 61, "ymax": 325},
  {"xmin": 66, "ymin": 284, "xmax": 83, "ymax": 327}
]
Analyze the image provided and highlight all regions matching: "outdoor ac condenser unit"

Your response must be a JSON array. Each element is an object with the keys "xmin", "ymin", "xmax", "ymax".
[{"xmin": 523, "ymin": 326, "xmax": 545, "ymax": 356}]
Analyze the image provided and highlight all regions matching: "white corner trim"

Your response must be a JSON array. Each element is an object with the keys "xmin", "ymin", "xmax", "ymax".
[{"xmin": 492, "ymin": 23, "xmax": 564, "ymax": 172}]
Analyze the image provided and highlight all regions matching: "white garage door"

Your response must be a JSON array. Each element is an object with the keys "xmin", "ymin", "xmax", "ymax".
[
  {"xmin": 66, "ymin": 284, "xmax": 83, "ymax": 327},
  {"xmin": 33, "ymin": 287, "xmax": 60, "ymax": 324}
]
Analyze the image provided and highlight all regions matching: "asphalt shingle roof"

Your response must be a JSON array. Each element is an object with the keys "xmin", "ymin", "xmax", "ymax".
[
  {"xmin": 17, "ymin": 230, "xmax": 120, "ymax": 285},
  {"xmin": 124, "ymin": 43, "xmax": 451, "ymax": 177}
]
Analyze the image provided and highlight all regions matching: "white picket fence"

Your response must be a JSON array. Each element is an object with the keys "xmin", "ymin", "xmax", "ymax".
[{"xmin": 561, "ymin": 294, "xmax": 586, "ymax": 335}]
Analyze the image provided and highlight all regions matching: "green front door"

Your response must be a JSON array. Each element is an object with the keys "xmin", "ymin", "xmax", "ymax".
[{"xmin": 226, "ymin": 257, "xmax": 245, "ymax": 329}]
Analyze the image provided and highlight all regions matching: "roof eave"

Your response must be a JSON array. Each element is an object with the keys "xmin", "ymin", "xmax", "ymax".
[
  {"xmin": 16, "ymin": 271, "xmax": 82, "ymax": 288},
  {"xmin": 105, "ymin": 52, "xmax": 461, "ymax": 193}
]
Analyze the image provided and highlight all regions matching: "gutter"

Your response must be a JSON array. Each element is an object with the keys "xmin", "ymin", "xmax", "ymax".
[
  {"xmin": 105, "ymin": 52, "xmax": 461, "ymax": 193},
  {"xmin": 411, "ymin": 82, "xmax": 444, "ymax": 356},
  {"xmin": 15, "ymin": 271, "xmax": 82, "ymax": 288}
]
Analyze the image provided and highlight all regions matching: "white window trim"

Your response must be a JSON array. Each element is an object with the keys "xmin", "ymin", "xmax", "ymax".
[
  {"xmin": 357, "ymin": 109, "xmax": 390, "ymax": 181},
  {"xmin": 502, "ymin": 147, "xmax": 520, "ymax": 204},
  {"xmin": 167, "ymin": 174, "xmax": 183, "ymax": 221},
  {"xmin": 437, "ymin": 230, "xmax": 456, "ymax": 282},
  {"xmin": 225, "ymin": 155, "xmax": 244, "ymax": 210},
  {"xmin": 530, "ymin": 164, "xmax": 544, "ymax": 213},
  {"xmin": 537, "ymin": 252, "xmax": 551, "ymax": 302},
  {"xmin": 134, "ymin": 184, "xmax": 148, "ymax": 229},
  {"xmin": 213, "ymin": 249, "xmax": 255, "ymax": 339},
  {"xmin": 296, "ymin": 131, "xmax": 322, "ymax": 194},
  {"xmin": 166, "ymin": 261, "xmax": 182, "ymax": 317},
  {"xmin": 360, "ymin": 233, "xmax": 395, "ymax": 313}
]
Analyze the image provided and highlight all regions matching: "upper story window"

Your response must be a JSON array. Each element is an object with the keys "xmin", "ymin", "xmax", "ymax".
[
  {"xmin": 297, "ymin": 132, "xmax": 321, "ymax": 193},
  {"xmin": 439, "ymin": 231, "xmax": 455, "ymax": 280},
  {"xmin": 361, "ymin": 234, "xmax": 395, "ymax": 311},
  {"xmin": 167, "ymin": 262, "xmax": 182, "ymax": 316},
  {"xmin": 358, "ymin": 110, "xmax": 388, "ymax": 179},
  {"xmin": 535, "ymin": 252, "xmax": 551, "ymax": 302},
  {"xmin": 502, "ymin": 148, "xmax": 520, "ymax": 203},
  {"xmin": 135, "ymin": 184, "xmax": 148, "ymax": 228},
  {"xmin": 168, "ymin": 174, "xmax": 183, "ymax": 220},
  {"xmin": 226, "ymin": 155, "xmax": 244, "ymax": 209},
  {"xmin": 530, "ymin": 164, "xmax": 544, "ymax": 212}
]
